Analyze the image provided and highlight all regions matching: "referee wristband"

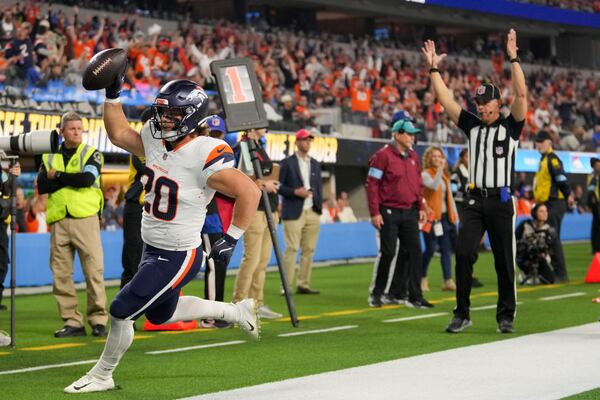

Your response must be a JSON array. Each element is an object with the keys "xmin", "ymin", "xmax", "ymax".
[
  {"xmin": 429, "ymin": 68, "xmax": 440, "ymax": 74},
  {"xmin": 510, "ymin": 57, "xmax": 520, "ymax": 63},
  {"xmin": 226, "ymin": 224, "xmax": 245, "ymax": 240}
]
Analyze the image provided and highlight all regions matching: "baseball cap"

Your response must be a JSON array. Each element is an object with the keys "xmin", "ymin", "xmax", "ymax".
[
  {"xmin": 591, "ymin": 157, "xmax": 600, "ymax": 168},
  {"xmin": 391, "ymin": 110, "xmax": 413, "ymax": 124},
  {"xmin": 534, "ymin": 130, "xmax": 552, "ymax": 142},
  {"xmin": 391, "ymin": 119, "xmax": 421, "ymax": 135},
  {"xmin": 39, "ymin": 20, "xmax": 50, "ymax": 28},
  {"xmin": 207, "ymin": 115, "xmax": 226, "ymax": 133},
  {"xmin": 296, "ymin": 129, "xmax": 314, "ymax": 140},
  {"xmin": 474, "ymin": 83, "xmax": 501, "ymax": 103}
]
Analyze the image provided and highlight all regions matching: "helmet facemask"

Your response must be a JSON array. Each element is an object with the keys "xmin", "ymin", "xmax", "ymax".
[{"xmin": 150, "ymin": 105, "xmax": 198, "ymax": 142}]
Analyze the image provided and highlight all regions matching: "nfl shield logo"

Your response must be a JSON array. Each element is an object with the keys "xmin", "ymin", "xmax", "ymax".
[
  {"xmin": 477, "ymin": 86, "xmax": 486, "ymax": 95},
  {"xmin": 495, "ymin": 146, "xmax": 504, "ymax": 156}
]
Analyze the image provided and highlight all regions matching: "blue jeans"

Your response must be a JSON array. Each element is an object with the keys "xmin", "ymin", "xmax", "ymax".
[{"xmin": 422, "ymin": 214, "xmax": 453, "ymax": 280}]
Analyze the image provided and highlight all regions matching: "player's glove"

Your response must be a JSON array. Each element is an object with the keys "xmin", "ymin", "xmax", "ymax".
[
  {"xmin": 208, "ymin": 234, "xmax": 238, "ymax": 265},
  {"xmin": 105, "ymin": 61, "xmax": 128, "ymax": 100}
]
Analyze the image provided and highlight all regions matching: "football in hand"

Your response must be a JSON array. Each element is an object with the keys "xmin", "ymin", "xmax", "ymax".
[{"xmin": 82, "ymin": 48, "xmax": 127, "ymax": 91}]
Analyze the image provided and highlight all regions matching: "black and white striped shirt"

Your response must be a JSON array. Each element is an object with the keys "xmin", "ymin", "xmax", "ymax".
[{"xmin": 457, "ymin": 110, "xmax": 524, "ymax": 189}]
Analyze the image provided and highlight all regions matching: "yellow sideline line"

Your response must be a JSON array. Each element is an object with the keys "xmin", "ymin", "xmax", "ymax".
[
  {"xmin": 0, "ymin": 352, "xmax": 10, "ymax": 356},
  {"xmin": 323, "ymin": 309, "xmax": 366, "ymax": 316},
  {"xmin": 21, "ymin": 343, "xmax": 85, "ymax": 351}
]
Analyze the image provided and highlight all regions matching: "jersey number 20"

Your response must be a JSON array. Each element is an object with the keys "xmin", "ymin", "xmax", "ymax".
[{"xmin": 141, "ymin": 168, "xmax": 178, "ymax": 221}]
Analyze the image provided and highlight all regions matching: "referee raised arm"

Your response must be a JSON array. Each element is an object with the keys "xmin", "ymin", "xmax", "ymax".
[{"xmin": 423, "ymin": 29, "xmax": 527, "ymax": 334}]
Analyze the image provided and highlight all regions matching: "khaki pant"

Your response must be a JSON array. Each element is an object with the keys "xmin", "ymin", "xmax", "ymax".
[
  {"xmin": 50, "ymin": 215, "xmax": 107, "ymax": 328},
  {"xmin": 283, "ymin": 209, "xmax": 320, "ymax": 289},
  {"xmin": 232, "ymin": 211, "xmax": 278, "ymax": 306}
]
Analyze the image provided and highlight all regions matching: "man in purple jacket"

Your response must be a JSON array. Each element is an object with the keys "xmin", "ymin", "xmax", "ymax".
[{"xmin": 365, "ymin": 119, "xmax": 433, "ymax": 309}]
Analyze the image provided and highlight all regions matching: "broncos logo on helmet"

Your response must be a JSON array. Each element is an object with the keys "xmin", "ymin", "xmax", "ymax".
[{"xmin": 150, "ymin": 79, "xmax": 210, "ymax": 142}]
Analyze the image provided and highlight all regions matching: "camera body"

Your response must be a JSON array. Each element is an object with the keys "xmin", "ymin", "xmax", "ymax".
[{"xmin": 518, "ymin": 227, "xmax": 553, "ymax": 265}]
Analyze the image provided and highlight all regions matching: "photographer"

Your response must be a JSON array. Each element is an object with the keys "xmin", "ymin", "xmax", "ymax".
[
  {"xmin": 0, "ymin": 162, "xmax": 20, "ymax": 311},
  {"xmin": 516, "ymin": 203, "xmax": 557, "ymax": 285}
]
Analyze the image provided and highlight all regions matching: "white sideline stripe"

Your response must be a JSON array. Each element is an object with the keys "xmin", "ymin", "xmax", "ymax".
[
  {"xmin": 0, "ymin": 359, "xmax": 97, "ymax": 375},
  {"xmin": 382, "ymin": 312, "xmax": 448, "ymax": 323},
  {"xmin": 278, "ymin": 325, "xmax": 358, "ymax": 337},
  {"xmin": 146, "ymin": 340, "xmax": 245, "ymax": 355},
  {"xmin": 471, "ymin": 301, "xmax": 523, "ymax": 311},
  {"xmin": 183, "ymin": 323, "xmax": 600, "ymax": 400},
  {"xmin": 539, "ymin": 292, "xmax": 586, "ymax": 301}
]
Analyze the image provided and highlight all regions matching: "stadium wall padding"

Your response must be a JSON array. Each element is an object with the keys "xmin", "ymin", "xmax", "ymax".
[{"xmin": 4, "ymin": 215, "xmax": 592, "ymax": 287}]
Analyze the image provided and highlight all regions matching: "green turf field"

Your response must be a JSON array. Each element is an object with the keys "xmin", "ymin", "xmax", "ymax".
[{"xmin": 0, "ymin": 243, "xmax": 598, "ymax": 399}]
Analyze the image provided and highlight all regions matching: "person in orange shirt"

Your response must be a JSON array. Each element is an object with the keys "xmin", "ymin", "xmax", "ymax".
[
  {"xmin": 421, "ymin": 146, "xmax": 458, "ymax": 292},
  {"xmin": 516, "ymin": 186, "xmax": 534, "ymax": 217},
  {"xmin": 67, "ymin": 18, "xmax": 104, "ymax": 61},
  {"xmin": 350, "ymin": 80, "xmax": 371, "ymax": 124}
]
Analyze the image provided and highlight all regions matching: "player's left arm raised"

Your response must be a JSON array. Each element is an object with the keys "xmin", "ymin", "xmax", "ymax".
[
  {"xmin": 207, "ymin": 168, "xmax": 261, "ymax": 231},
  {"xmin": 507, "ymin": 29, "xmax": 527, "ymax": 122}
]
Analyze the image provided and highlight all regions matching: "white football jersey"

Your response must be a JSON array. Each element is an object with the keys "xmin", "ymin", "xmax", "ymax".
[{"xmin": 139, "ymin": 123, "xmax": 235, "ymax": 251}]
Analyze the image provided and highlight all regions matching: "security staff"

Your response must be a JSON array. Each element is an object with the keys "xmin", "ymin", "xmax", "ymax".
[
  {"xmin": 37, "ymin": 112, "xmax": 108, "ymax": 338},
  {"xmin": 423, "ymin": 29, "xmax": 527, "ymax": 334},
  {"xmin": 533, "ymin": 130, "xmax": 571, "ymax": 282},
  {"xmin": 587, "ymin": 157, "xmax": 600, "ymax": 254}
]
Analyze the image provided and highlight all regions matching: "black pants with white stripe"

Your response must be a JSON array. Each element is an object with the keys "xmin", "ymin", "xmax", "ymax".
[{"xmin": 455, "ymin": 194, "xmax": 516, "ymax": 323}]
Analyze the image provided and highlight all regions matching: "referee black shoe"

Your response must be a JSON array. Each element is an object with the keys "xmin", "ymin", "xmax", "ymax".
[
  {"xmin": 497, "ymin": 320, "xmax": 515, "ymax": 334},
  {"xmin": 445, "ymin": 317, "xmax": 472, "ymax": 333}
]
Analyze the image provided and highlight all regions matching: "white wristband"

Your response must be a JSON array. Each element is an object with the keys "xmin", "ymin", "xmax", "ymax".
[
  {"xmin": 226, "ymin": 224, "xmax": 245, "ymax": 240},
  {"xmin": 104, "ymin": 97, "xmax": 121, "ymax": 104}
]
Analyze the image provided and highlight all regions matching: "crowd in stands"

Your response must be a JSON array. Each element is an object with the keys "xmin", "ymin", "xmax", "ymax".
[
  {"xmin": 0, "ymin": 2, "xmax": 599, "ymax": 152},
  {"xmin": 511, "ymin": 0, "xmax": 600, "ymax": 13}
]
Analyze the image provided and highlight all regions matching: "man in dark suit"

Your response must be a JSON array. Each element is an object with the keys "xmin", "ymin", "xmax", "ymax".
[{"xmin": 279, "ymin": 129, "xmax": 323, "ymax": 294}]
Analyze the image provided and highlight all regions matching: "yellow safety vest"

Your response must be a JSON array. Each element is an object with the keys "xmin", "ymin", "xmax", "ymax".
[
  {"xmin": 42, "ymin": 144, "xmax": 104, "ymax": 224},
  {"xmin": 533, "ymin": 150, "xmax": 564, "ymax": 203}
]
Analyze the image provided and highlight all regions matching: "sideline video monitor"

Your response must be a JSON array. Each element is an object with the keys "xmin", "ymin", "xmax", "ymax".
[{"xmin": 210, "ymin": 58, "xmax": 268, "ymax": 132}]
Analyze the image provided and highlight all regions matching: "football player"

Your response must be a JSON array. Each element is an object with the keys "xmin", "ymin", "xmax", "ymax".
[{"xmin": 64, "ymin": 75, "xmax": 261, "ymax": 393}]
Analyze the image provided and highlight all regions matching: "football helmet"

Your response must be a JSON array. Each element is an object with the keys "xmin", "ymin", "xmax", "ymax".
[{"xmin": 150, "ymin": 79, "xmax": 210, "ymax": 142}]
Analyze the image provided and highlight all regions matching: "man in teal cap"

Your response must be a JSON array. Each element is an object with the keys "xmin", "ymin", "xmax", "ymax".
[{"xmin": 365, "ymin": 118, "xmax": 433, "ymax": 309}]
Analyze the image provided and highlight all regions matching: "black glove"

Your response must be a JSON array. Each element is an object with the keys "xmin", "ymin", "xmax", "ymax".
[
  {"xmin": 105, "ymin": 61, "xmax": 128, "ymax": 100},
  {"xmin": 208, "ymin": 234, "xmax": 238, "ymax": 265}
]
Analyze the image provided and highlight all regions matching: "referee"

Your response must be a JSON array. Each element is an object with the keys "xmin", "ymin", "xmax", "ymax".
[{"xmin": 423, "ymin": 29, "xmax": 527, "ymax": 334}]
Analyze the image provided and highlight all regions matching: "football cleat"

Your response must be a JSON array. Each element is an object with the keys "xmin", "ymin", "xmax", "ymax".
[
  {"xmin": 64, "ymin": 374, "xmax": 115, "ymax": 394},
  {"xmin": 236, "ymin": 298, "xmax": 261, "ymax": 341}
]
